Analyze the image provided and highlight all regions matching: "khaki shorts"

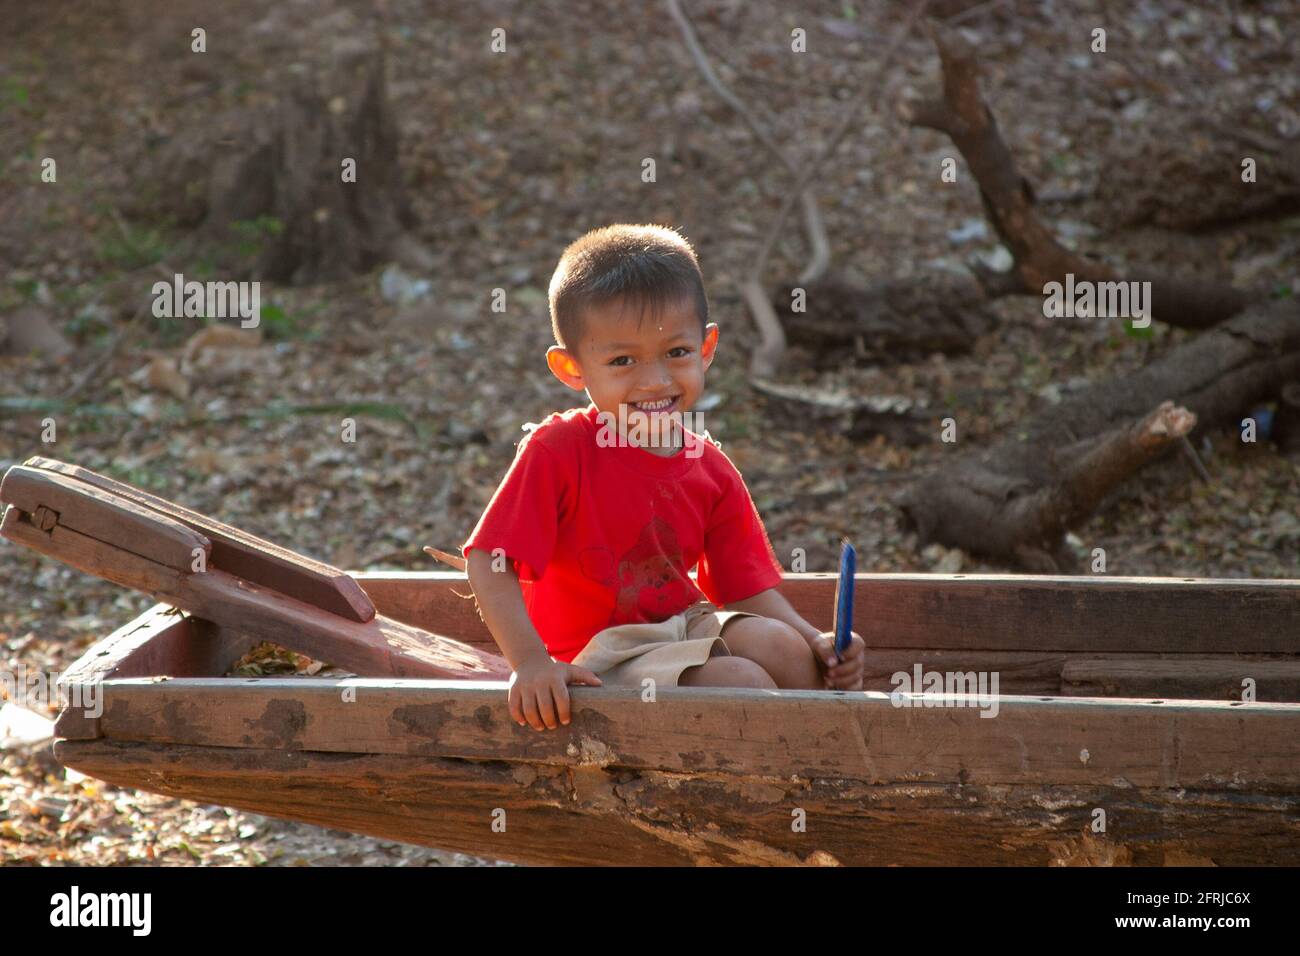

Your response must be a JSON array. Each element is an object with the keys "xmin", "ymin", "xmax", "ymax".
[{"xmin": 570, "ymin": 600, "xmax": 760, "ymax": 688}]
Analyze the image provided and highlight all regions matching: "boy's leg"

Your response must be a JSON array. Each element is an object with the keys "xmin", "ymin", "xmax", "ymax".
[
  {"xmin": 678, "ymin": 640, "xmax": 775, "ymax": 688},
  {"xmin": 678, "ymin": 652, "xmax": 778, "ymax": 688},
  {"xmin": 716, "ymin": 616, "xmax": 822, "ymax": 690}
]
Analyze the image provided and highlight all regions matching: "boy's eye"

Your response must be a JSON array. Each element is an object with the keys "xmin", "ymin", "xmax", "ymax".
[
  {"xmin": 608, "ymin": 356, "xmax": 633, "ymax": 367},
  {"xmin": 668, "ymin": 346, "xmax": 692, "ymax": 358}
]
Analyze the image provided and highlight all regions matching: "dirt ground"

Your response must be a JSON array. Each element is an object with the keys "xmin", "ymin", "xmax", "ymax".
[{"xmin": 1, "ymin": 0, "xmax": 1297, "ymax": 865}]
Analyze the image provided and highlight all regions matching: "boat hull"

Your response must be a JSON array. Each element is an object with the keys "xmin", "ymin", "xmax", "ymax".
[
  {"xmin": 47, "ymin": 572, "xmax": 1300, "ymax": 866},
  {"xmin": 55, "ymin": 735, "xmax": 1300, "ymax": 866}
]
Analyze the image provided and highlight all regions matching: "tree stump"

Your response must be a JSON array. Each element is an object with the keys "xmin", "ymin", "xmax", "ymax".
[{"xmin": 137, "ymin": 48, "xmax": 428, "ymax": 284}]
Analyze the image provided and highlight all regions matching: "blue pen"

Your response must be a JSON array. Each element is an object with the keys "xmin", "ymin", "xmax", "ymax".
[{"xmin": 832, "ymin": 538, "xmax": 856, "ymax": 662}]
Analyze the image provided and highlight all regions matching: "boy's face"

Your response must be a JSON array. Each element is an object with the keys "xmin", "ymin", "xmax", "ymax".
[{"xmin": 546, "ymin": 295, "xmax": 719, "ymax": 448}]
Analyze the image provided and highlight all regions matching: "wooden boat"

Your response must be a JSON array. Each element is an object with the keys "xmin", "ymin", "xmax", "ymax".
[{"xmin": 5, "ymin": 458, "xmax": 1300, "ymax": 865}]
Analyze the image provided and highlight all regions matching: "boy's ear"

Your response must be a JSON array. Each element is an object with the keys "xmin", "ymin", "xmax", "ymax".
[
  {"xmin": 701, "ymin": 323, "xmax": 720, "ymax": 371},
  {"xmin": 546, "ymin": 346, "xmax": 585, "ymax": 391}
]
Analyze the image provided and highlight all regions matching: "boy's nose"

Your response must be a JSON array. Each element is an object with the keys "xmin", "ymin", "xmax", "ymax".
[{"xmin": 641, "ymin": 363, "xmax": 673, "ymax": 387}]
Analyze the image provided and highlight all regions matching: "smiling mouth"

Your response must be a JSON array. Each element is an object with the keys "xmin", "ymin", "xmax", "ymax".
[{"xmin": 630, "ymin": 396, "xmax": 680, "ymax": 413}]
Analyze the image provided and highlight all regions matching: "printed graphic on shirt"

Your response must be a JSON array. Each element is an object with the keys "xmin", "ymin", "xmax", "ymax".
[{"xmin": 578, "ymin": 516, "xmax": 698, "ymax": 625}]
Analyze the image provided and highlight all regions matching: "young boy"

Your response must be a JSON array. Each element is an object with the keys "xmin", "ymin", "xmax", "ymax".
[{"xmin": 462, "ymin": 223, "xmax": 864, "ymax": 732}]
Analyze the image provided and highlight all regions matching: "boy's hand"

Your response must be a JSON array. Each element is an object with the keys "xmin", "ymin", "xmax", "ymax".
[
  {"xmin": 508, "ymin": 658, "xmax": 602, "ymax": 731},
  {"xmin": 808, "ymin": 632, "xmax": 865, "ymax": 691}
]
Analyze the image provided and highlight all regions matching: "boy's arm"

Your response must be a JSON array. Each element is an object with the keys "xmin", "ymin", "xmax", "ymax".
[
  {"xmin": 467, "ymin": 548, "xmax": 603, "ymax": 732},
  {"xmin": 465, "ymin": 549, "xmax": 552, "ymax": 671}
]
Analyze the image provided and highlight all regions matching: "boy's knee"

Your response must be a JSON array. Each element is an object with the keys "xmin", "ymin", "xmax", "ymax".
[
  {"xmin": 750, "ymin": 617, "xmax": 813, "ymax": 659},
  {"xmin": 750, "ymin": 617, "xmax": 821, "ymax": 688}
]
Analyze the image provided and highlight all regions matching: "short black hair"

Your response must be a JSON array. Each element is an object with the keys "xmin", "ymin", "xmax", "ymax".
[{"xmin": 548, "ymin": 223, "xmax": 709, "ymax": 351}]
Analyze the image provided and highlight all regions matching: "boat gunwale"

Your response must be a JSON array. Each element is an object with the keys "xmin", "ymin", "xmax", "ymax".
[
  {"xmin": 76, "ymin": 673, "xmax": 1300, "ymax": 712},
  {"xmin": 56, "ymin": 673, "xmax": 1300, "ymax": 792}
]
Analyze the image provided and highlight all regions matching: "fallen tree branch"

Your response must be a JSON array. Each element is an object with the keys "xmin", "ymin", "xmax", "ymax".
[
  {"xmin": 771, "ymin": 272, "xmax": 995, "ymax": 359},
  {"xmin": 901, "ymin": 297, "xmax": 1300, "ymax": 569},
  {"xmin": 898, "ymin": 22, "xmax": 1262, "ymax": 330},
  {"xmin": 1047, "ymin": 401, "xmax": 1197, "ymax": 531}
]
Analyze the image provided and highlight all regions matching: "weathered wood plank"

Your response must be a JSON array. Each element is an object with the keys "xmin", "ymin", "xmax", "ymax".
[
  {"xmin": 1062, "ymin": 658, "xmax": 1300, "ymax": 702},
  {"xmin": 59, "ymin": 602, "xmax": 259, "ymax": 684},
  {"xmin": 54, "ymin": 739, "xmax": 1300, "ymax": 866},
  {"xmin": 5, "ymin": 515, "xmax": 509, "ymax": 680},
  {"xmin": 354, "ymin": 571, "xmax": 1300, "ymax": 654},
  {"xmin": 53, "ymin": 603, "xmax": 259, "ymax": 740},
  {"xmin": 1, "ymin": 468, "xmax": 212, "ymax": 570},
  {"xmin": 89, "ymin": 678, "xmax": 1300, "ymax": 790},
  {"xmin": 836, "ymin": 575, "xmax": 1299, "ymax": 653},
  {"xmin": 862, "ymin": 648, "xmax": 1300, "ymax": 700},
  {"xmin": 17, "ymin": 456, "xmax": 375, "ymax": 623},
  {"xmin": 354, "ymin": 572, "xmax": 488, "ymax": 642}
]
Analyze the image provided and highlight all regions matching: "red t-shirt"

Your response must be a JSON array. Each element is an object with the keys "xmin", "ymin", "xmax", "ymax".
[{"xmin": 461, "ymin": 403, "xmax": 784, "ymax": 662}]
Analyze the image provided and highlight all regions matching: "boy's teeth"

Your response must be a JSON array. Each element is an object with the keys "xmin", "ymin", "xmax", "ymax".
[{"xmin": 635, "ymin": 397, "xmax": 675, "ymax": 410}]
